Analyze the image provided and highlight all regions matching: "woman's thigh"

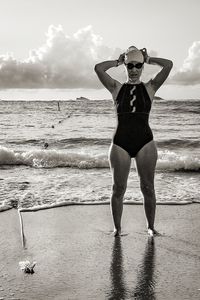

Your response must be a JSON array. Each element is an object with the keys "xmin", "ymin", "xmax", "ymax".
[
  {"xmin": 109, "ymin": 143, "xmax": 131, "ymax": 186},
  {"xmin": 135, "ymin": 140, "xmax": 157, "ymax": 182}
]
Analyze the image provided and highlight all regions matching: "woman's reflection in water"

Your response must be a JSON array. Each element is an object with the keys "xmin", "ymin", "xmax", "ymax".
[
  {"xmin": 108, "ymin": 237, "xmax": 128, "ymax": 300},
  {"xmin": 132, "ymin": 238, "xmax": 156, "ymax": 300},
  {"xmin": 108, "ymin": 237, "xmax": 156, "ymax": 300}
]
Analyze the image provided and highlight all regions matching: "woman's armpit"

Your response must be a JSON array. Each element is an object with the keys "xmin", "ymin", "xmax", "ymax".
[{"xmin": 144, "ymin": 80, "xmax": 156, "ymax": 101}]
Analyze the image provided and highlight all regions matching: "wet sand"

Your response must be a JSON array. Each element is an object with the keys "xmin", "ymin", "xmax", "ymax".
[{"xmin": 0, "ymin": 204, "xmax": 200, "ymax": 299}]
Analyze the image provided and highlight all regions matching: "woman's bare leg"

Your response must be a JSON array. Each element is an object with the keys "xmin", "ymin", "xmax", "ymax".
[
  {"xmin": 109, "ymin": 144, "xmax": 131, "ymax": 236},
  {"xmin": 135, "ymin": 141, "xmax": 158, "ymax": 236}
]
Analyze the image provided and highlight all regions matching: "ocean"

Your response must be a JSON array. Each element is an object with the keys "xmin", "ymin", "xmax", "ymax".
[{"xmin": 0, "ymin": 95, "xmax": 199, "ymax": 212}]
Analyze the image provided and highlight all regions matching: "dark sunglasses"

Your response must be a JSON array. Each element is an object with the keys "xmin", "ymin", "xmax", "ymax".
[{"xmin": 125, "ymin": 62, "xmax": 144, "ymax": 69}]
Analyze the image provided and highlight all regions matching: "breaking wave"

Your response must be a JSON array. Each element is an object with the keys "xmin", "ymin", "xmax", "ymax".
[{"xmin": 0, "ymin": 146, "xmax": 199, "ymax": 172}]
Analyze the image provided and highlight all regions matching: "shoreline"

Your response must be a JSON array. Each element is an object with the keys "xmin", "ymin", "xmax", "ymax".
[{"xmin": 1, "ymin": 199, "xmax": 200, "ymax": 214}]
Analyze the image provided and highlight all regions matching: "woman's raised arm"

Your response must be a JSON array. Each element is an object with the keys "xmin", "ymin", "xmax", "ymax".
[
  {"xmin": 147, "ymin": 56, "xmax": 173, "ymax": 92},
  {"xmin": 94, "ymin": 54, "xmax": 124, "ymax": 93}
]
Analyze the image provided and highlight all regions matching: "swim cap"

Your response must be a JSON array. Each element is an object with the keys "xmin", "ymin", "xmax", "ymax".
[{"xmin": 124, "ymin": 47, "xmax": 144, "ymax": 64}]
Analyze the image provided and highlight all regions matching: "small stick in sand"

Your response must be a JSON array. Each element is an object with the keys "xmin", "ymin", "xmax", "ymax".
[{"xmin": 18, "ymin": 210, "xmax": 27, "ymax": 249}]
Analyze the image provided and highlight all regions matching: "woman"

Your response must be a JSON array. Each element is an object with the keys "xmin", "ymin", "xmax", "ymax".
[{"xmin": 94, "ymin": 46, "xmax": 173, "ymax": 237}]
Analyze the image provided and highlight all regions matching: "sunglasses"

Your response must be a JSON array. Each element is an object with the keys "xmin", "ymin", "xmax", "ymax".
[{"xmin": 125, "ymin": 62, "xmax": 144, "ymax": 70}]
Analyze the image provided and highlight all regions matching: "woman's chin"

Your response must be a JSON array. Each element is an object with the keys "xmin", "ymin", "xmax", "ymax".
[{"xmin": 129, "ymin": 77, "xmax": 139, "ymax": 82}]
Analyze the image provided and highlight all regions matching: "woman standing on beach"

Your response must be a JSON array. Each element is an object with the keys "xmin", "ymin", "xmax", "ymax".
[{"xmin": 95, "ymin": 46, "xmax": 173, "ymax": 236}]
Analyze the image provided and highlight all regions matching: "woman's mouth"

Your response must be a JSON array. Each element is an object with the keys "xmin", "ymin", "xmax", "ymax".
[{"xmin": 130, "ymin": 73, "xmax": 138, "ymax": 77}]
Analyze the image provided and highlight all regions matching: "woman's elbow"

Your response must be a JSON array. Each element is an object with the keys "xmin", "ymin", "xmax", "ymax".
[
  {"xmin": 168, "ymin": 60, "xmax": 173, "ymax": 69},
  {"xmin": 94, "ymin": 64, "xmax": 98, "ymax": 73},
  {"xmin": 94, "ymin": 63, "xmax": 101, "ymax": 73}
]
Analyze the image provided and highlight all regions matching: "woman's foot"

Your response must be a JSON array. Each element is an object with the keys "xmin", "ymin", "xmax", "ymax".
[
  {"xmin": 147, "ymin": 228, "xmax": 160, "ymax": 237},
  {"xmin": 113, "ymin": 228, "xmax": 121, "ymax": 237}
]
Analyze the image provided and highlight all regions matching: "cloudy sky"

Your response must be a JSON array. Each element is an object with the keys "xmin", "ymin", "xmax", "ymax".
[{"xmin": 0, "ymin": 0, "xmax": 200, "ymax": 99}]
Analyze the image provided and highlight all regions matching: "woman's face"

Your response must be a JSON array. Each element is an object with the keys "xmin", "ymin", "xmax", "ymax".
[{"xmin": 125, "ymin": 61, "xmax": 144, "ymax": 81}]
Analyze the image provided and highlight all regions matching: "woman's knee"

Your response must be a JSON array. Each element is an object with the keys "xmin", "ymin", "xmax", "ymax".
[
  {"xmin": 112, "ymin": 183, "xmax": 127, "ymax": 198},
  {"xmin": 140, "ymin": 180, "xmax": 155, "ymax": 197}
]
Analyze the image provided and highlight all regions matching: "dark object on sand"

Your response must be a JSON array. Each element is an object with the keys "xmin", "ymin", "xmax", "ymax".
[
  {"xmin": 19, "ymin": 261, "xmax": 36, "ymax": 274},
  {"xmin": 44, "ymin": 142, "xmax": 49, "ymax": 149}
]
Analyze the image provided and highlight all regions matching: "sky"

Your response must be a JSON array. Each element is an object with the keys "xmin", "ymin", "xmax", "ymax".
[{"xmin": 0, "ymin": 0, "xmax": 200, "ymax": 99}]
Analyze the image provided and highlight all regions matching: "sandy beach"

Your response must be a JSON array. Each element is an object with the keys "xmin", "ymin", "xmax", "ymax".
[{"xmin": 0, "ymin": 204, "xmax": 200, "ymax": 300}]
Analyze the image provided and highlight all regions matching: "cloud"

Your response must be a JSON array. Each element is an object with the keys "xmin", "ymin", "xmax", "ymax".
[
  {"xmin": 170, "ymin": 41, "xmax": 200, "ymax": 85},
  {"xmin": 1, "ymin": 24, "xmax": 181, "ymax": 89},
  {"xmin": 0, "ymin": 25, "xmax": 121, "ymax": 89}
]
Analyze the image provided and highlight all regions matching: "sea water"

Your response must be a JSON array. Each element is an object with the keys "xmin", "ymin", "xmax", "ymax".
[{"xmin": 0, "ymin": 96, "xmax": 199, "ymax": 211}]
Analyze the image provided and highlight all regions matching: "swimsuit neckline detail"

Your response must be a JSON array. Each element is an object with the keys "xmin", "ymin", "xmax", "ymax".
[{"xmin": 125, "ymin": 82, "xmax": 142, "ymax": 86}]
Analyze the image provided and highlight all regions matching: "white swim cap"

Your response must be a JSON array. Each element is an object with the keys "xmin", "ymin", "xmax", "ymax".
[{"xmin": 124, "ymin": 47, "xmax": 144, "ymax": 64}]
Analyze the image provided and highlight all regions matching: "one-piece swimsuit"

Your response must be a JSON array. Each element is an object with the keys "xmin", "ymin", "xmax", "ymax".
[{"xmin": 113, "ymin": 82, "xmax": 153, "ymax": 157}]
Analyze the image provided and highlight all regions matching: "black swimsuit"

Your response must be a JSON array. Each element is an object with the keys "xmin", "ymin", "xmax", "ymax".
[{"xmin": 113, "ymin": 82, "xmax": 153, "ymax": 157}]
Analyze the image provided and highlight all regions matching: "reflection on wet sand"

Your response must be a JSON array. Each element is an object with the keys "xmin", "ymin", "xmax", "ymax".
[
  {"xmin": 107, "ymin": 237, "xmax": 156, "ymax": 300},
  {"xmin": 107, "ymin": 237, "xmax": 128, "ymax": 300},
  {"xmin": 132, "ymin": 238, "xmax": 156, "ymax": 299}
]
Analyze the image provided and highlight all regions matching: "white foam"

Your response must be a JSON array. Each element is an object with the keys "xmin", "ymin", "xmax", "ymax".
[
  {"xmin": 17, "ymin": 199, "xmax": 199, "ymax": 213},
  {"xmin": 157, "ymin": 150, "xmax": 200, "ymax": 172},
  {"xmin": 0, "ymin": 146, "xmax": 108, "ymax": 168},
  {"xmin": 0, "ymin": 147, "xmax": 199, "ymax": 171}
]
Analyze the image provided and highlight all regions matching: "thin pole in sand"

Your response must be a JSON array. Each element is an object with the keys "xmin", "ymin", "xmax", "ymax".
[
  {"xmin": 57, "ymin": 101, "xmax": 60, "ymax": 111},
  {"xmin": 18, "ymin": 209, "xmax": 27, "ymax": 250},
  {"xmin": 18, "ymin": 209, "xmax": 37, "ymax": 274}
]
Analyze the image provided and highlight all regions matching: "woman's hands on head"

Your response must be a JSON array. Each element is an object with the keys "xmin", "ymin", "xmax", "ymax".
[
  {"xmin": 140, "ymin": 48, "xmax": 149, "ymax": 63},
  {"xmin": 116, "ymin": 48, "xmax": 149, "ymax": 66},
  {"xmin": 116, "ymin": 53, "xmax": 125, "ymax": 66}
]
